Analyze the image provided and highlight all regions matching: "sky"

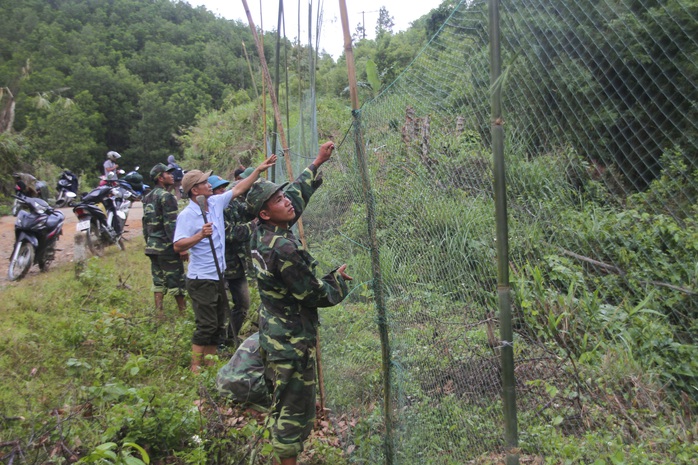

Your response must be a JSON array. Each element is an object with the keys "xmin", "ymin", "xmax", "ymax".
[{"xmin": 186, "ymin": 1, "xmax": 443, "ymax": 59}]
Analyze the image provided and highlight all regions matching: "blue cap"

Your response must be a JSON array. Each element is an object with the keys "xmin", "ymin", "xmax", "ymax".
[{"xmin": 208, "ymin": 175, "xmax": 230, "ymax": 191}]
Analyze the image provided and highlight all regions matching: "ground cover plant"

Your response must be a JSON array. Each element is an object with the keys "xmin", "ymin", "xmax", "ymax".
[
  {"xmin": 0, "ymin": 149, "xmax": 696, "ymax": 464},
  {"xmin": 0, "ymin": 247, "xmax": 346, "ymax": 464}
]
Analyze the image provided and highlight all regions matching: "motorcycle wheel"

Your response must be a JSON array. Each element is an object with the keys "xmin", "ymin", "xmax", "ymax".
[
  {"xmin": 8, "ymin": 241, "xmax": 34, "ymax": 281},
  {"xmin": 85, "ymin": 220, "xmax": 105, "ymax": 257}
]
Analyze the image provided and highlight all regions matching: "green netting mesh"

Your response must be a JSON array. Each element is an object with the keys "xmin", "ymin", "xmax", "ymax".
[{"xmin": 270, "ymin": 0, "xmax": 696, "ymax": 463}]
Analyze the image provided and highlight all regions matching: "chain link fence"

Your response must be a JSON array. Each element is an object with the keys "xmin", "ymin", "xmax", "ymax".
[{"xmin": 275, "ymin": 0, "xmax": 696, "ymax": 463}]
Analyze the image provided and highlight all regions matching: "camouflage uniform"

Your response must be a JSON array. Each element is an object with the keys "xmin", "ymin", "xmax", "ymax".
[
  {"xmin": 223, "ymin": 196, "xmax": 255, "ymax": 337},
  {"xmin": 143, "ymin": 186, "xmax": 185, "ymax": 295},
  {"xmin": 248, "ymin": 166, "xmax": 349, "ymax": 459},
  {"xmin": 216, "ymin": 332, "xmax": 271, "ymax": 409}
]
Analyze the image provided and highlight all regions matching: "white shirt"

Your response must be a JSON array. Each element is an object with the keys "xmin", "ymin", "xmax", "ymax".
[{"xmin": 173, "ymin": 189, "xmax": 234, "ymax": 280}]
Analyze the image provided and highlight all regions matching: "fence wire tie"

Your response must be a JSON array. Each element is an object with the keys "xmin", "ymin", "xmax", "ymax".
[{"xmin": 497, "ymin": 340, "xmax": 514, "ymax": 349}]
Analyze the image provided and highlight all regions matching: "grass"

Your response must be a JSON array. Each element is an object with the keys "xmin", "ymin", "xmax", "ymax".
[
  {"xmin": 1, "ymin": 236, "xmax": 696, "ymax": 464},
  {"xmin": 0, "ymin": 246, "xmax": 345, "ymax": 464}
]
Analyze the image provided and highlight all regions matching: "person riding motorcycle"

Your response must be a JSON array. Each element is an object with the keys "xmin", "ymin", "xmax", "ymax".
[{"xmin": 104, "ymin": 150, "xmax": 121, "ymax": 178}]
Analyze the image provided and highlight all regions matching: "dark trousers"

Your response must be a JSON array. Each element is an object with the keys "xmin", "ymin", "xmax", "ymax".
[{"xmin": 186, "ymin": 278, "xmax": 226, "ymax": 346}]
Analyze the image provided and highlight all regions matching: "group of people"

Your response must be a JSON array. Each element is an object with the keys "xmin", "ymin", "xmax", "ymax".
[{"xmin": 141, "ymin": 141, "xmax": 351, "ymax": 465}]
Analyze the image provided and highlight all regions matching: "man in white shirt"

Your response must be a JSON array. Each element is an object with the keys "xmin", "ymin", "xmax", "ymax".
[{"xmin": 173, "ymin": 155, "xmax": 276, "ymax": 372}]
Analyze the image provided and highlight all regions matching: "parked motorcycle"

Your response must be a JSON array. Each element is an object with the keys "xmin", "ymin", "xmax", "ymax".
[
  {"xmin": 8, "ymin": 192, "xmax": 65, "ymax": 281},
  {"xmin": 72, "ymin": 183, "xmax": 132, "ymax": 256},
  {"xmin": 55, "ymin": 169, "xmax": 79, "ymax": 208}
]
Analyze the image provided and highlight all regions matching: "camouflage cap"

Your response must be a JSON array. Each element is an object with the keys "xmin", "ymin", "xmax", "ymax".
[
  {"xmin": 149, "ymin": 163, "xmax": 176, "ymax": 181},
  {"xmin": 181, "ymin": 169, "xmax": 212, "ymax": 196},
  {"xmin": 246, "ymin": 179, "xmax": 289, "ymax": 217},
  {"xmin": 239, "ymin": 167, "xmax": 255, "ymax": 179}
]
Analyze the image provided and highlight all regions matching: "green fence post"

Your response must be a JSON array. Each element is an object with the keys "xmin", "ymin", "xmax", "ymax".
[
  {"xmin": 490, "ymin": 0, "xmax": 519, "ymax": 463},
  {"xmin": 339, "ymin": 2, "xmax": 394, "ymax": 463}
]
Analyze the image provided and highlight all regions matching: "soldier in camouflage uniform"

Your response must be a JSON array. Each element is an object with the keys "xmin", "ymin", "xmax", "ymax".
[
  {"xmin": 142, "ymin": 163, "xmax": 187, "ymax": 316},
  {"xmin": 246, "ymin": 141, "xmax": 352, "ymax": 465},
  {"xmin": 209, "ymin": 174, "xmax": 256, "ymax": 342}
]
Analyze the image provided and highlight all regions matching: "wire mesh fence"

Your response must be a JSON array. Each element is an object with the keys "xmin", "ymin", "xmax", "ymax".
[{"xmin": 276, "ymin": 0, "xmax": 696, "ymax": 463}]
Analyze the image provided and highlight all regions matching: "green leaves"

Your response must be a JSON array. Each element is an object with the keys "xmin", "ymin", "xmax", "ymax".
[
  {"xmin": 24, "ymin": 91, "xmax": 105, "ymax": 169},
  {"xmin": 365, "ymin": 59, "xmax": 381, "ymax": 95},
  {"xmin": 77, "ymin": 441, "xmax": 150, "ymax": 465}
]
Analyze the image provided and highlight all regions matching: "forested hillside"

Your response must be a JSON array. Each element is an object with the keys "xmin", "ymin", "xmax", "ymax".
[
  {"xmin": 0, "ymin": 0, "xmax": 434, "ymax": 198},
  {"xmin": 0, "ymin": 0, "xmax": 275, "ymax": 187}
]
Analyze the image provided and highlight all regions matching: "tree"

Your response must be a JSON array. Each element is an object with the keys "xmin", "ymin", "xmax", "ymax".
[
  {"xmin": 353, "ymin": 23, "xmax": 366, "ymax": 42},
  {"xmin": 375, "ymin": 7, "xmax": 394, "ymax": 37},
  {"xmin": 23, "ymin": 91, "xmax": 105, "ymax": 170},
  {"xmin": 128, "ymin": 87, "xmax": 174, "ymax": 168}
]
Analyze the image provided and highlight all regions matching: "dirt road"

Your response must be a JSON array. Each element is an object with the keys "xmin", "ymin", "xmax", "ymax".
[{"xmin": 0, "ymin": 202, "xmax": 143, "ymax": 287}]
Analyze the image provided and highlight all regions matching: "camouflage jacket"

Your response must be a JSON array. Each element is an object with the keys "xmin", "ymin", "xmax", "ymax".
[
  {"xmin": 224, "ymin": 197, "xmax": 255, "ymax": 279},
  {"xmin": 251, "ymin": 167, "xmax": 349, "ymax": 361},
  {"xmin": 142, "ymin": 186, "xmax": 179, "ymax": 255}
]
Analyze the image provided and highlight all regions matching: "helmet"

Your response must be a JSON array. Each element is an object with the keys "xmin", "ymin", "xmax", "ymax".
[{"xmin": 107, "ymin": 151, "xmax": 121, "ymax": 161}]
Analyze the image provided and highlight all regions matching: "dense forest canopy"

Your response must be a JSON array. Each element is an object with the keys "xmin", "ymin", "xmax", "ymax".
[
  {"xmin": 0, "ymin": 0, "xmax": 432, "ymax": 191},
  {"xmin": 0, "ymin": 0, "xmax": 693, "ymax": 196},
  {"xmin": 0, "ymin": 0, "xmax": 277, "ymax": 177}
]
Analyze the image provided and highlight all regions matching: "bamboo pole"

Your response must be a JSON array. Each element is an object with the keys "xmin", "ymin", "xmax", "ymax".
[
  {"xmin": 241, "ymin": 0, "xmax": 306, "ymax": 247},
  {"xmin": 241, "ymin": 42, "xmax": 259, "ymax": 99},
  {"xmin": 489, "ymin": 1, "xmax": 519, "ymax": 464},
  {"xmin": 339, "ymin": 2, "xmax": 394, "ymax": 464},
  {"xmin": 283, "ymin": 8, "xmax": 291, "ymax": 176},
  {"xmin": 259, "ymin": 2, "xmax": 269, "ymax": 167},
  {"xmin": 297, "ymin": 1, "xmax": 306, "ymax": 158},
  {"xmin": 271, "ymin": 0, "xmax": 283, "ymax": 169}
]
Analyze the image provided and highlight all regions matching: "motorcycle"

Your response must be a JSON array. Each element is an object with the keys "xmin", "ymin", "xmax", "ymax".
[
  {"xmin": 55, "ymin": 169, "xmax": 79, "ymax": 208},
  {"xmin": 72, "ymin": 182, "xmax": 133, "ymax": 256},
  {"xmin": 8, "ymin": 192, "xmax": 65, "ymax": 281}
]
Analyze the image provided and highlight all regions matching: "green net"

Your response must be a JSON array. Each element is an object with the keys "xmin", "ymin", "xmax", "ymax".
[{"xmin": 274, "ymin": 0, "xmax": 696, "ymax": 462}]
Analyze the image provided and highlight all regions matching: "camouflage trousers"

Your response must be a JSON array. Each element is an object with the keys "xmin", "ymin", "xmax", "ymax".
[
  {"xmin": 148, "ymin": 254, "xmax": 186, "ymax": 295},
  {"xmin": 262, "ymin": 347, "xmax": 317, "ymax": 459},
  {"xmin": 225, "ymin": 275, "xmax": 250, "ymax": 338}
]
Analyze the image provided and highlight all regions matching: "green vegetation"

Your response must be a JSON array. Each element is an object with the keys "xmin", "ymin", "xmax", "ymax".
[
  {"xmin": 0, "ymin": 0, "xmax": 431, "ymax": 195},
  {"xmin": 1, "ymin": 0, "xmax": 697, "ymax": 463},
  {"xmin": 1, "ymin": 232, "xmax": 694, "ymax": 463},
  {"xmin": 0, "ymin": 249, "xmax": 346, "ymax": 464}
]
